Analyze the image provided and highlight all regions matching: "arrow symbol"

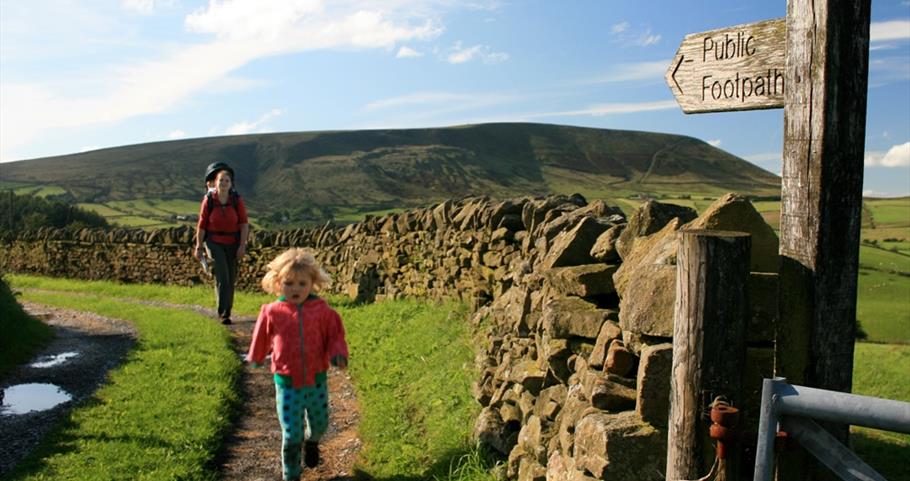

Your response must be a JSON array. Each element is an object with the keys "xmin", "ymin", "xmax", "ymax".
[{"xmin": 671, "ymin": 55, "xmax": 685, "ymax": 94}]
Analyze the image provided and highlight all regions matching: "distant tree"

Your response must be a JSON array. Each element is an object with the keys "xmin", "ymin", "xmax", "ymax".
[{"xmin": 0, "ymin": 191, "xmax": 109, "ymax": 231}]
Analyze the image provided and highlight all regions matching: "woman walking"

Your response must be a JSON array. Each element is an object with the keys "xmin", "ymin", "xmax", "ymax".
[{"xmin": 194, "ymin": 161, "xmax": 249, "ymax": 324}]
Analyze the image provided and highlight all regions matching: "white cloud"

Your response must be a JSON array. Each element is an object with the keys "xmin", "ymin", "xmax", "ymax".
[
  {"xmin": 362, "ymin": 91, "xmax": 519, "ymax": 122},
  {"xmin": 79, "ymin": 145, "xmax": 100, "ymax": 153},
  {"xmin": 870, "ymin": 20, "xmax": 910, "ymax": 42},
  {"xmin": 446, "ymin": 41, "xmax": 508, "ymax": 64},
  {"xmin": 640, "ymin": 31, "xmax": 661, "ymax": 47},
  {"xmin": 168, "ymin": 129, "xmax": 187, "ymax": 139},
  {"xmin": 0, "ymin": 0, "xmax": 445, "ymax": 160},
  {"xmin": 224, "ymin": 108, "xmax": 284, "ymax": 135},
  {"xmin": 707, "ymin": 139, "xmax": 722, "ymax": 147},
  {"xmin": 743, "ymin": 152, "xmax": 781, "ymax": 163},
  {"xmin": 581, "ymin": 60, "xmax": 668, "ymax": 84},
  {"xmin": 611, "ymin": 22, "xmax": 661, "ymax": 47},
  {"xmin": 121, "ymin": 0, "xmax": 155, "ymax": 15},
  {"xmin": 396, "ymin": 46, "xmax": 422, "ymax": 58},
  {"xmin": 529, "ymin": 100, "xmax": 678, "ymax": 118},
  {"xmin": 865, "ymin": 142, "xmax": 910, "ymax": 167},
  {"xmin": 185, "ymin": 0, "xmax": 322, "ymax": 41}
]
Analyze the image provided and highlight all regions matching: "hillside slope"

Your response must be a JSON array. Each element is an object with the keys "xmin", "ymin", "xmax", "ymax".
[{"xmin": 0, "ymin": 123, "xmax": 779, "ymax": 220}]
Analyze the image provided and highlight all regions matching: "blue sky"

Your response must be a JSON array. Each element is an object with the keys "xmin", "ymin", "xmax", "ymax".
[{"xmin": 1, "ymin": 0, "xmax": 908, "ymax": 196}]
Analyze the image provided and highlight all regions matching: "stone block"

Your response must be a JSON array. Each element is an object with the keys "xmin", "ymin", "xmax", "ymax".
[
  {"xmin": 635, "ymin": 343, "xmax": 672, "ymax": 428},
  {"xmin": 542, "ymin": 217, "xmax": 612, "ymax": 269},
  {"xmin": 574, "ymin": 411, "xmax": 665, "ymax": 480},
  {"xmin": 616, "ymin": 200, "xmax": 697, "ymax": 260},
  {"xmin": 590, "ymin": 224, "xmax": 624, "ymax": 263},
  {"xmin": 605, "ymin": 340, "xmax": 637, "ymax": 377},
  {"xmin": 544, "ymin": 263, "xmax": 618, "ymax": 298},
  {"xmin": 588, "ymin": 321, "xmax": 622, "ymax": 369},
  {"xmin": 682, "ymin": 192, "xmax": 779, "ymax": 273},
  {"xmin": 582, "ymin": 369, "xmax": 636, "ymax": 411},
  {"xmin": 543, "ymin": 296, "xmax": 614, "ymax": 339}
]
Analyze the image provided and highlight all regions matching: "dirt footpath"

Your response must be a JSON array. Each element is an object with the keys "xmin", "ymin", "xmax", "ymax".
[
  {"xmin": 0, "ymin": 298, "xmax": 362, "ymax": 481},
  {"xmin": 221, "ymin": 314, "xmax": 362, "ymax": 481}
]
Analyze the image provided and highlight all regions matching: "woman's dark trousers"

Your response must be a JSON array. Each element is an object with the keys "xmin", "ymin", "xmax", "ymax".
[{"xmin": 205, "ymin": 240, "xmax": 238, "ymax": 321}]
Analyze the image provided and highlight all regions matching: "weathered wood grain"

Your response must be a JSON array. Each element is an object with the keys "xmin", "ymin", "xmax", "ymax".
[
  {"xmin": 667, "ymin": 230, "xmax": 750, "ymax": 481},
  {"xmin": 777, "ymin": 0, "xmax": 871, "ymax": 479},
  {"xmin": 666, "ymin": 18, "xmax": 785, "ymax": 113}
]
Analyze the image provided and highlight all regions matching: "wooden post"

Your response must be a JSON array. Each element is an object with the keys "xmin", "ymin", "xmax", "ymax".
[
  {"xmin": 667, "ymin": 230, "xmax": 751, "ymax": 481},
  {"xmin": 777, "ymin": 0, "xmax": 870, "ymax": 478}
]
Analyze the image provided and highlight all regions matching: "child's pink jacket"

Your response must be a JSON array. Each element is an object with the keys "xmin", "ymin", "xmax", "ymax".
[{"xmin": 247, "ymin": 297, "xmax": 348, "ymax": 388}]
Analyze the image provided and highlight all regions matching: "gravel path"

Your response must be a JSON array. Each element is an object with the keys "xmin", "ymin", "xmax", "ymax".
[{"xmin": 0, "ymin": 296, "xmax": 362, "ymax": 481}]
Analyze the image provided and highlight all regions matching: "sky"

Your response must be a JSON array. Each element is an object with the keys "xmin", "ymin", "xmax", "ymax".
[{"xmin": 1, "ymin": 0, "xmax": 908, "ymax": 196}]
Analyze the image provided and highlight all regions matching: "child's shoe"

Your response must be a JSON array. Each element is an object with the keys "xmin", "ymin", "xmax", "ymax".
[{"xmin": 304, "ymin": 441, "xmax": 320, "ymax": 467}]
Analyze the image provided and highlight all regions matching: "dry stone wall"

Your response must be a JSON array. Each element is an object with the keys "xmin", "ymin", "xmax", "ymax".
[{"xmin": 0, "ymin": 192, "xmax": 778, "ymax": 480}]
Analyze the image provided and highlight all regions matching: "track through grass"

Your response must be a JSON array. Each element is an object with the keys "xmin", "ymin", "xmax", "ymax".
[{"xmin": 3, "ymin": 290, "xmax": 241, "ymax": 481}]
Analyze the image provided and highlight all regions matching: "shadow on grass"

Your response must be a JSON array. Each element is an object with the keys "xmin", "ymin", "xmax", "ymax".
[
  {"xmin": 851, "ymin": 430, "xmax": 910, "ymax": 481},
  {"xmin": 351, "ymin": 446, "xmax": 503, "ymax": 481},
  {"xmin": 2, "ymin": 414, "xmax": 183, "ymax": 481}
]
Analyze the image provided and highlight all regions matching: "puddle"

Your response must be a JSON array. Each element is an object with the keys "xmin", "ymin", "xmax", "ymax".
[
  {"xmin": 0, "ymin": 383, "xmax": 72, "ymax": 415},
  {"xmin": 29, "ymin": 351, "xmax": 80, "ymax": 368}
]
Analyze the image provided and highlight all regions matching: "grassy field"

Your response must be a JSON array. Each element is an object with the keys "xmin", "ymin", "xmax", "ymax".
[
  {"xmin": 3, "ymin": 276, "xmax": 495, "ymax": 481},
  {"xmin": 3, "ymin": 287, "xmax": 242, "ymax": 481}
]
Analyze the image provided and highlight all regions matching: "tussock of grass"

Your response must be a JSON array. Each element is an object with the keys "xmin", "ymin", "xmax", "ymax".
[
  {"xmin": 0, "ymin": 276, "xmax": 53, "ymax": 378},
  {"xmin": 4, "ymin": 290, "xmax": 241, "ymax": 481}
]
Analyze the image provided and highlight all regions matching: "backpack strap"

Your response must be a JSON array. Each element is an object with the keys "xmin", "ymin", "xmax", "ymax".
[{"xmin": 204, "ymin": 190, "xmax": 241, "ymax": 239}]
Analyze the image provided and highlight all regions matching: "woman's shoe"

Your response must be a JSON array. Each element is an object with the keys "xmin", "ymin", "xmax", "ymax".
[{"xmin": 221, "ymin": 318, "xmax": 232, "ymax": 325}]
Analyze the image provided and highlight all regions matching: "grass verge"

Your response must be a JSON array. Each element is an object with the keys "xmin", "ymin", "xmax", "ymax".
[
  {"xmin": 2, "ymin": 289, "xmax": 242, "ymax": 481},
  {"xmin": 0, "ymin": 276, "xmax": 53, "ymax": 379},
  {"xmin": 338, "ymin": 299, "xmax": 500, "ymax": 481}
]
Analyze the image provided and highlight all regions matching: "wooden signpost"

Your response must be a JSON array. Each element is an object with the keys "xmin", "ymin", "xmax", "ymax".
[{"xmin": 665, "ymin": 1, "xmax": 871, "ymax": 480}]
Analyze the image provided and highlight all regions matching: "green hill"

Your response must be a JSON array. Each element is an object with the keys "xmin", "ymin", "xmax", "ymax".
[{"xmin": 0, "ymin": 122, "xmax": 780, "ymax": 226}]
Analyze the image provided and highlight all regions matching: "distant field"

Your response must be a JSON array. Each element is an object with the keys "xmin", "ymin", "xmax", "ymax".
[
  {"xmin": 333, "ymin": 206, "xmax": 408, "ymax": 223},
  {"xmin": 861, "ymin": 197, "xmax": 910, "ymax": 256},
  {"xmin": 76, "ymin": 203, "xmax": 129, "ymax": 217},
  {"xmin": 73, "ymin": 199, "xmax": 201, "ymax": 229},
  {"xmin": 857, "ymin": 246, "xmax": 910, "ymax": 343},
  {"xmin": 109, "ymin": 215, "xmax": 172, "ymax": 228},
  {"xmin": 0, "ymin": 181, "xmax": 33, "ymax": 190},
  {"xmin": 865, "ymin": 197, "xmax": 910, "ymax": 226}
]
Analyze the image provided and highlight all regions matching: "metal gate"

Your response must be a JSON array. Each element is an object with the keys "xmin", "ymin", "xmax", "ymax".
[{"xmin": 753, "ymin": 377, "xmax": 910, "ymax": 481}]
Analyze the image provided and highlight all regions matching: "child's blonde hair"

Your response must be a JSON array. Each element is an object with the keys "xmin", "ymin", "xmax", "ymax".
[{"xmin": 261, "ymin": 248, "xmax": 332, "ymax": 295}]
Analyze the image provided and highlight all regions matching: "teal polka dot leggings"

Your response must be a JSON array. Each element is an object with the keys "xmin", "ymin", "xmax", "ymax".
[{"xmin": 274, "ymin": 371, "xmax": 329, "ymax": 480}]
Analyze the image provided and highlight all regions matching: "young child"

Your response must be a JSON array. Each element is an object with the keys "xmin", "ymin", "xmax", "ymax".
[{"xmin": 247, "ymin": 248, "xmax": 348, "ymax": 481}]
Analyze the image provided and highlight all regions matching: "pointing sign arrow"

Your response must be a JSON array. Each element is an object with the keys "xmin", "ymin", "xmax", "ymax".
[{"xmin": 667, "ymin": 18, "xmax": 786, "ymax": 114}]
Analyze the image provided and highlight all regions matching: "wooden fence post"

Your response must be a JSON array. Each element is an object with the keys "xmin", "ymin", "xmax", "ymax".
[
  {"xmin": 667, "ymin": 230, "xmax": 751, "ymax": 481},
  {"xmin": 778, "ymin": 0, "xmax": 870, "ymax": 479}
]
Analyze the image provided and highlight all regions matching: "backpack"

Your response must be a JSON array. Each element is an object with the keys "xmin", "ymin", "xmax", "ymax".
[
  {"xmin": 206, "ymin": 188, "xmax": 239, "ymax": 215},
  {"xmin": 204, "ymin": 189, "xmax": 241, "ymax": 239}
]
